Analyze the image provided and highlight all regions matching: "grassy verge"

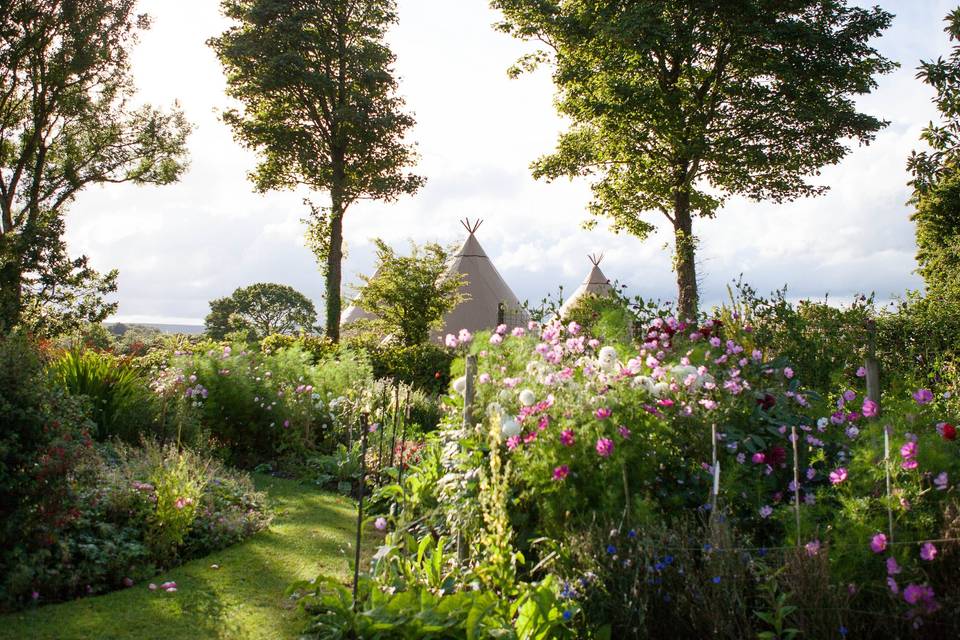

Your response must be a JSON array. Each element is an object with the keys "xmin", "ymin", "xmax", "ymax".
[{"xmin": 0, "ymin": 475, "xmax": 358, "ymax": 640}]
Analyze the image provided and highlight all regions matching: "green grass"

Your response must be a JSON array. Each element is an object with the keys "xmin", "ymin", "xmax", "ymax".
[{"xmin": 0, "ymin": 475, "xmax": 359, "ymax": 640}]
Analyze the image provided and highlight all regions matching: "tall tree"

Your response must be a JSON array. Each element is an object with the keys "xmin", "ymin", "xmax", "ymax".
[
  {"xmin": 0, "ymin": 0, "xmax": 191, "ymax": 333},
  {"xmin": 492, "ymin": 0, "xmax": 894, "ymax": 317},
  {"xmin": 353, "ymin": 239, "xmax": 464, "ymax": 346},
  {"xmin": 909, "ymin": 9, "xmax": 960, "ymax": 298},
  {"xmin": 204, "ymin": 282, "xmax": 318, "ymax": 340},
  {"xmin": 210, "ymin": 0, "xmax": 424, "ymax": 342}
]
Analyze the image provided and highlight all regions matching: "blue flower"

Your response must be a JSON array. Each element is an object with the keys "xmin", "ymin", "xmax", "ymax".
[
  {"xmin": 712, "ymin": 576, "xmax": 722, "ymax": 584},
  {"xmin": 654, "ymin": 562, "xmax": 665, "ymax": 571},
  {"xmin": 562, "ymin": 610, "xmax": 573, "ymax": 621},
  {"xmin": 627, "ymin": 529, "xmax": 637, "ymax": 538},
  {"xmin": 606, "ymin": 544, "xmax": 617, "ymax": 555},
  {"xmin": 664, "ymin": 555, "xmax": 674, "ymax": 565},
  {"xmin": 839, "ymin": 626, "xmax": 848, "ymax": 637},
  {"xmin": 703, "ymin": 543, "xmax": 713, "ymax": 552},
  {"xmin": 758, "ymin": 547, "xmax": 767, "ymax": 557}
]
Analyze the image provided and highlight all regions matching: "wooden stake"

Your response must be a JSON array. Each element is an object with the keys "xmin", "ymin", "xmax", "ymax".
[
  {"xmin": 865, "ymin": 319, "xmax": 881, "ymax": 417},
  {"xmin": 884, "ymin": 426, "xmax": 894, "ymax": 544},
  {"xmin": 353, "ymin": 412, "xmax": 369, "ymax": 611},
  {"xmin": 792, "ymin": 426, "xmax": 801, "ymax": 544}
]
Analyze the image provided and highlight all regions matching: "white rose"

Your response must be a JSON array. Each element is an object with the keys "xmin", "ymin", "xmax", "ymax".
[{"xmin": 518, "ymin": 389, "xmax": 536, "ymax": 407}]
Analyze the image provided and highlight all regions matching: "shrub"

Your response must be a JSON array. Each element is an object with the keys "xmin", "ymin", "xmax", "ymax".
[
  {"xmin": 261, "ymin": 332, "xmax": 340, "ymax": 362},
  {"xmin": 0, "ymin": 441, "xmax": 270, "ymax": 611},
  {"xmin": 371, "ymin": 342, "xmax": 453, "ymax": 396},
  {"xmin": 48, "ymin": 348, "xmax": 158, "ymax": 442}
]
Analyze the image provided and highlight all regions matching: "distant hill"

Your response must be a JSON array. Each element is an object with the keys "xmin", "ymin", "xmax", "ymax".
[{"xmin": 108, "ymin": 323, "xmax": 204, "ymax": 336}]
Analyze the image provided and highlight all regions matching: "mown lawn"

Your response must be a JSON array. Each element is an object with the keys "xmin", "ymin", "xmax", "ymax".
[{"xmin": 0, "ymin": 476, "xmax": 358, "ymax": 640}]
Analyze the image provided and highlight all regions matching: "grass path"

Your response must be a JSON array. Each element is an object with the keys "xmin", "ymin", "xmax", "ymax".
[{"xmin": 0, "ymin": 475, "xmax": 358, "ymax": 640}]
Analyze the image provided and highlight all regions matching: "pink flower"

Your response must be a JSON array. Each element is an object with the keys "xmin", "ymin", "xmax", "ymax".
[
  {"xmin": 804, "ymin": 539, "xmax": 820, "ymax": 557},
  {"xmin": 861, "ymin": 399, "xmax": 878, "ymax": 418},
  {"xmin": 148, "ymin": 583, "xmax": 157, "ymax": 591},
  {"xmin": 123, "ymin": 577, "xmax": 134, "ymax": 588},
  {"xmin": 595, "ymin": 407, "xmax": 612, "ymax": 420},
  {"xmin": 489, "ymin": 333, "xmax": 503, "ymax": 345},
  {"xmin": 829, "ymin": 468, "xmax": 847, "ymax": 485},
  {"xmin": 856, "ymin": 366, "xmax": 867, "ymax": 378},
  {"xmin": 595, "ymin": 437, "xmax": 614, "ymax": 458},
  {"xmin": 920, "ymin": 542, "xmax": 937, "ymax": 561},
  {"xmin": 560, "ymin": 429, "xmax": 575, "ymax": 447},
  {"xmin": 444, "ymin": 334, "xmax": 458, "ymax": 348},
  {"xmin": 870, "ymin": 533, "xmax": 887, "ymax": 554},
  {"xmin": 458, "ymin": 329, "xmax": 473, "ymax": 344},
  {"xmin": 618, "ymin": 426, "xmax": 631, "ymax": 439},
  {"xmin": 912, "ymin": 388, "xmax": 934, "ymax": 405},
  {"xmin": 506, "ymin": 435, "xmax": 521, "ymax": 450},
  {"xmin": 751, "ymin": 452, "xmax": 766, "ymax": 465},
  {"xmin": 553, "ymin": 465, "xmax": 570, "ymax": 481},
  {"xmin": 886, "ymin": 557, "xmax": 901, "ymax": 575},
  {"xmin": 495, "ymin": 323, "xmax": 508, "ymax": 335},
  {"xmin": 784, "ymin": 367, "xmax": 794, "ymax": 379},
  {"xmin": 511, "ymin": 327, "xmax": 525, "ymax": 337},
  {"xmin": 887, "ymin": 577, "xmax": 899, "ymax": 594},
  {"xmin": 374, "ymin": 517, "xmax": 387, "ymax": 531}
]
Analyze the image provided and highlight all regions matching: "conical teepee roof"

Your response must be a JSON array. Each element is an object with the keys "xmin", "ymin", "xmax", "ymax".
[
  {"xmin": 433, "ymin": 219, "xmax": 529, "ymax": 338},
  {"xmin": 340, "ymin": 266, "xmax": 381, "ymax": 326},
  {"xmin": 559, "ymin": 254, "xmax": 614, "ymax": 317}
]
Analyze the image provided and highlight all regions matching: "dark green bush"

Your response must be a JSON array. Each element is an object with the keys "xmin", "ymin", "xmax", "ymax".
[
  {"xmin": 371, "ymin": 342, "xmax": 453, "ymax": 396},
  {"xmin": 261, "ymin": 333, "xmax": 340, "ymax": 362}
]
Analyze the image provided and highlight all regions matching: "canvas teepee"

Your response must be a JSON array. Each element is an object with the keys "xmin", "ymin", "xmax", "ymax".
[
  {"xmin": 558, "ymin": 254, "xmax": 614, "ymax": 318},
  {"xmin": 340, "ymin": 266, "xmax": 381, "ymax": 326},
  {"xmin": 433, "ymin": 219, "xmax": 529, "ymax": 338}
]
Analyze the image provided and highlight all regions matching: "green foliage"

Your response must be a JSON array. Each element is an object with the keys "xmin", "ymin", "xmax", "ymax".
[
  {"xmin": 0, "ymin": 0, "xmax": 190, "ymax": 332},
  {"xmin": 560, "ymin": 292, "xmax": 635, "ymax": 346},
  {"xmin": 354, "ymin": 239, "xmax": 464, "ymax": 346},
  {"xmin": 262, "ymin": 332, "xmax": 340, "ymax": 362},
  {"xmin": 909, "ymin": 8, "xmax": 960, "ymax": 194},
  {"xmin": 912, "ymin": 170, "xmax": 960, "ymax": 298},
  {"xmin": 371, "ymin": 342, "xmax": 453, "ymax": 397},
  {"xmin": 0, "ymin": 439, "xmax": 270, "ymax": 611},
  {"xmin": 48, "ymin": 349, "xmax": 156, "ymax": 442},
  {"xmin": 210, "ymin": 0, "xmax": 424, "ymax": 340},
  {"xmin": 205, "ymin": 283, "xmax": 318, "ymax": 340},
  {"xmin": 493, "ymin": 0, "xmax": 894, "ymax": 315}
]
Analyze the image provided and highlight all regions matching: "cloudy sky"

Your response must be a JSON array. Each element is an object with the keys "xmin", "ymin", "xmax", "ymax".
[{"xmin": 66, "ymin": 0, "xmax": 952, "ymax": 325}]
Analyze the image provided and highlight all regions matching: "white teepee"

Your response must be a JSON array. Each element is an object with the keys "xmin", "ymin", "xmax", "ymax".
[
  {"xmin": 433, "ymin": 219, "xmax": 529, "ymax": 339},
  {"xmin": 558, "ymin": 254, "xmax": 614, "ymax": 318}
]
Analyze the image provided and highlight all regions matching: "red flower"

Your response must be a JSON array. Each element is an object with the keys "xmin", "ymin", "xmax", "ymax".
[
  {"xmin": 766, "ymin": 446, "xmax": 787, "ymax": 466},
  {"xmin": 943, "ymin": 423, "xmax": 957, "ymax": 441},
  {"xmin": 757, "ymin": 393, "xmax": 777, "ymax": 411}
]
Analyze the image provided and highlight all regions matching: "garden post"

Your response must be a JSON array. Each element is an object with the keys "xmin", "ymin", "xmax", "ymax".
[
  {"xmin": 353, "ymin": 412, "xmax": 370, "ymax": 611},
  {"xmin": 398, "ymin": 387, "xmax": 411, "ymax": 487},
  {"xmin": 791, "ymin": 426, "xmax": 801, "ymax": 545},
  {"xmin": 376, "ymin": 384, "xmax": 389, "ymax": 486},
  {"xmin": 884, "ymin": 426, "xmax": 895, "ymax": 544},
  {"xmin": 865, "ymin": 319, "xmax": 881, "ymax": 415},
  {"xmin": 389, "ymin": 382, "xmax": 400, "ymax": 471},
  {"xmin": 464, "ymin": 355, "xmax": 477, "ymax": 429}
]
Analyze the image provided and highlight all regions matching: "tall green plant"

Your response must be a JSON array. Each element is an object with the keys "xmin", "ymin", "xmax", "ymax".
[{"xmin": 49, "ymin": 349, "xmax": 153, "ymax": 441}]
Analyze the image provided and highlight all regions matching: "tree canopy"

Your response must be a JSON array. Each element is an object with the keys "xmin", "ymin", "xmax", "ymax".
[
  {"xmin": 210, "ymin": 0, "xmax": 424, "ymax": 342},
  {"xmin": 353, "ymin": 239, "xmax": 464, "ymax": 346},
  {"xmin": 492, "ymin": 0, "xmax": 894, "ymax": 317},
  {"xmin": 910, "ymin": 9, "xmax": 960, "ymax": 298},
  {"xmin": 205, "ymin": 283, "xmax": 319, "ymax": 340},
  {"xmin": 0, "ymin": 0, "xmax": 191, "ymax": 334}
]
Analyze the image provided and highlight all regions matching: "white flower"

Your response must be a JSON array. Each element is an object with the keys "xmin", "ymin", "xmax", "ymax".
[
  {"xmin": 598, "ymin": 346, "xmax": 619, "ymax": 371},
  {"xmin": 652, "ymin": 382, "xmax": 670, "ymax": 397},
  {"xmin": 486, "ymin": 401, "xmax": 504, "ymax": 417},
  {"xmin": 452, "ymin": 376, "xmax": 467, "ymax": 395},
  {"xmin": 518, "ymin": 389, "xmax": 536, "ymax": 407},
  {"xmin": 500, "ymin": 416, "xmax": 522, "ymax": 438}
]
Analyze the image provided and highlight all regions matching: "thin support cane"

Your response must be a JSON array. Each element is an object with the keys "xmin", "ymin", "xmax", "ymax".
[
  {"xmin": 389, "ymin": 382, "xmax": 400, "ymax": 471},
  {"xmin": 792, "ymin": 426, "xmax": 802, "ymax": 545},
  {"xmin": 352, "ymin": 412, "xmax": 369, "ymax": 612}
]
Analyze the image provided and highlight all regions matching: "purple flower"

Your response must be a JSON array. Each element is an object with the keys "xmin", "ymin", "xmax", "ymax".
[
  {"xmin": 784, "ymin": 367, "xmax": 794, "ymax": 379},
  {"xmin": 595, "ymin": 437, "xmax": 614, "ymax": 458},
  {"xmin": 920, "ymin": 542, "xmax": 937, "ymax": 561},
  {"xmin": 912, "ymin": 388, "xmax": 934, "ymax": 405},
  {"xmin": 759, "ymin": 505, "xmax": 773, "ymax": 518},
  {"xmin": 861, "ymin": 399, "xmax": 878, "ymax": 418},
  {"xmin": 842, "ymin": 390, "xmax": 857, "ymax": 404},
  {"xmin": 829, "ymin": 468, "xmax": 848, "ymax": 485},
  {"xmin": 856, "ymin": 366, "xmax": 867, "ymax": 378},
  {"xmin": 553, "ymin": 465, "xmax": 570, "ymax": 481},
  {"xmin": 595, "ymin": 407, "xmax": 612, "ymax": 420},
  {"xmin": 804, "ymin": 539, "xmax": 821, "ymax": 557},
  {"xmin": 374, "ymin": 517, "xmax": 387, "ymax": 531},
  {"xmin": 934, "ymin": 472, "xmax": 949, "ymax": 491},
  {"xmin": 618, "ymin": 426, "xmax": 631, "ymax": 439},
  {"xmin": 870, "ymin": 533, "xmax": 887, "ymax": 554},
  {"xmin": 886, "ymin": 557, "xmax": 901, "ymax": 575},
  {"xmin": 560, "ymin": 429, "xmax": 575, "ymax": 447},
  {"xmin": 887, "ymin": 577, "xmax": 899, "ymax": 594}
]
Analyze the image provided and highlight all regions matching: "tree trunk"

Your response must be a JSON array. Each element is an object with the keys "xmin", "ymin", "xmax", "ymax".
[
  {"xmin": 0, "ymin": 236, "xmax": 23, "ymax": 333},
  {"xmin": 673, "ymin": 188, "xmax": 699, "ymax": 320},
  {"xmin": 325, "ymin": 155, "xmax": 346, "ymax": 342}
]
